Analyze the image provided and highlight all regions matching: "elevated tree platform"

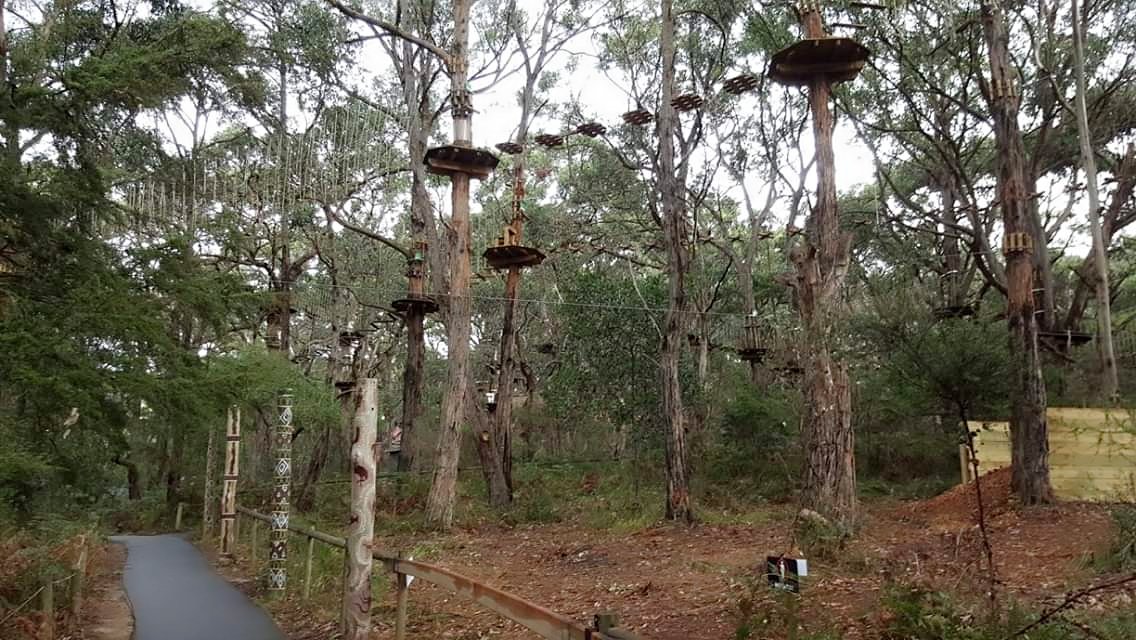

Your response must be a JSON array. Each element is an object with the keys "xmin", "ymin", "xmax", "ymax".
[
  {"xmin": 424, "ymin": 145, "xmax": 500, "ymax": 179},
  {"xmin": 738, "ymin": 347, "xmax": 770, "ymax": 363},
  {"xmin": 482, "ymin": 244, "xmax": 545, "ymax": 270},
  {"xmin": 933, "ymin": 305, "xmax": 976, "ymax": 320},
  {"xmin": 767, "ymin": 37, "xmax": 870, "ymax": 86},
  {"xmin": 392, "ymin": 295, "xmax": 440, "ymax": 314}
]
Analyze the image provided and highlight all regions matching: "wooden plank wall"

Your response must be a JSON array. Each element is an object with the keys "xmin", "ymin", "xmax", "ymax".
[{"xmin": 969, "ymin": 407, "xmax": 1136, "ymax": 501}]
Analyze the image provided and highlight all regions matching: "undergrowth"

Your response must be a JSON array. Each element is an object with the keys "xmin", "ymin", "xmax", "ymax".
[
  {"xmin": 1095, "ymin": 503, "xmax": 1136, "ymax": 573},
  {"xmin": 881, "ymin": 584, "xmax": 1136, "ymax": 640}
]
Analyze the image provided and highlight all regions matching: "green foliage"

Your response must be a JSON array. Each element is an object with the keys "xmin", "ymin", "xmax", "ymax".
[
  {"xmin": 0, "ymin": 448, "xmax": 59, "ymax": 524},
  {"xmin": 794, "ymin": 512, "xmax": 849, "ymax": 562},
  {"xmin": 878, "ymin": 584, "xmax": 1136, "ymax": 640},
  {"xmin": 1096, "ymin": 504, "xmax": 1136, "ymax": 573},
  {"xmin": 735, "ymin": 576, "xmax": 838, "ymax": 640},
  {"xmin": 702, "ymin": 377, "xmax": 800, "ymax": 501},
  {"xmin": 544, "ymin": 269, "xmax": 666, "ymax": 451}
]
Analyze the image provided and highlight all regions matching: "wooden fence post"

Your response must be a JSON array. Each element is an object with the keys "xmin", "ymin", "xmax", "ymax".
[
  {"xmin": 304, "ymin": 536, "xmax": 315, "ymax": 599},
  {"xmin": 251, "ymin": 520, "xmax": 259, "ymax": 569},
  {"xmin": 268, "ymin": 391, "xmax": 293, "ymax": 595},
  {"xmin": 40, "ymin": 576, "xmax": 54, "ymax": 640},
  {"xmin": 395, "ymin": 571, "xmax": 409, "ymax": 640},
  {"xmin": 175, "ymin": 502, "xmax": 185, "ymax": 530},
  {"xmin": 342, "ymin": 379, "xmax": 379, "ymax": 640},
  {"xmin": 71, "ymin": 536, "xmax": 88, "ymax": 619},
  {"xmin": 203, "ymin": 422, "xmax": 217, "ymax": 539},
  {"xmin": 220, "ymin": 405, "xmax": 241, "ymax": 558}
]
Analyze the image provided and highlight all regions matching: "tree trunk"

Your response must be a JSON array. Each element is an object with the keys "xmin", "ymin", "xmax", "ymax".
[
  {"xmin": 113, "ymin": 454, "xmax": 142, "ymax": 501},
  {"xmin": 398, "ymin": 307, "xmax": 426, "ymax": 471},
  {"xmin": 981, "ymin": 1, "xmax": 1053, "ymax": 504},
  {"xmin": 793, "ymin": 8, "xmax": 857, "ymax": 529},
  {"xmin": 165, "ymin": 429, "xmax": 184, "ymax": 515},
  {"xmin": 294, "ymin": 420, "xmax": 330, "ymax": 513},
  {"xmin": 202, "ymin": 425, "xmax": 216, "ymax": 537},
  {"xmin": 658, "ymin": 0, "xmax": 692, "ymax": 523},
  {"xmin": 1066, "ymin": 146, "xmax": 1136, "ymax": 332},
  {"xmin": 341, "ymin": 379, "xmax": 378, "ymax": 640},
  {"xmin": 939, "ymin": 177, "xmax": 964, "ymax": 308},
  {"xmin": 1024, "ymin": 168, "xmax": 1056, "ymax": 332},
  {"xmin": 489, "ymin": 266, "xmax": 522, "ymax": 504},
  {"xmin": 396, "ymin": 36, "xmax": 440, "ymax": 472},
  {"xmin": 425, "ymin": 0, "xmax": 475, "ymax": 531},
  {"xmin": 472, "ymin": 385, "xmax": 510, "ymax": 507},
  {"xmin": 426, "ymin": 168, "xmax": 472, "ymax": 529},
  {"xmin": 1072, "ymin": 0, "xmax": 1119, "ymax": 399}
]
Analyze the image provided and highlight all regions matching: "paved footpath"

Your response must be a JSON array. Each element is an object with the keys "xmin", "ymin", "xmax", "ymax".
[{"xmin": 111, "ymin": 535, "xmax": 284, "ymax": 640}]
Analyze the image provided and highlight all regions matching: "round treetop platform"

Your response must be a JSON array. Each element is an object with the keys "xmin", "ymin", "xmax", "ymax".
[
  {"xmin": 483, "ymin": 245, "xmax": 545, "ymax": 270},
  {"xmin": 392, "ymin": 295, "xmax": 440, "ymax": 315},
  {"xmin": 424, "ymin": 145, "xmax": 500, "ymax": 179},
  {"xmin": 767, "ymin": 37, "xmax": 871, "ymax": 86}
]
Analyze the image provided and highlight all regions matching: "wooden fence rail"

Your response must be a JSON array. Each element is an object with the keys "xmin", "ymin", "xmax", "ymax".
[{"xmin": 235, "ymin": 506, "xmax": 641, "ymax": 640}]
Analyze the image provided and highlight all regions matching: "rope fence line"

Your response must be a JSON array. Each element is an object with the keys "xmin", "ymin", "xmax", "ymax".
[
  {"xmin": 0, "ymin": 572, "xmax": 81, "ymax": 625},
  {"xmin": 0, "ymin": 535, "xmax": 89, "ymax": 639},
  {"xmin": 0, "ymin": 585, "xmax": 48, "ymax": 626}
]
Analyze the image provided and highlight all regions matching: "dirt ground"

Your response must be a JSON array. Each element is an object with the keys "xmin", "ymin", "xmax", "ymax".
[
  {"xmin": 259, "ymin": 470, "xmax": 1132, "ymax": 639},
  {"xmin": 79, "ymin": 543, "xmax": 132, "ymax": 640},
  {"xmin": 1, "ymin": 537, "xmax": 132, "ymax": 640}
]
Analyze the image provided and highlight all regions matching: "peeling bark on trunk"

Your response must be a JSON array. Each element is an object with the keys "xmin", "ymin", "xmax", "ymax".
[
  {"xmin": 425, "ymin": 0, "xmax": 475, "ymax": 531},
  {"xmin": 658, "ymin": 0, "xmax": 692, "ymax": 523},
  {"xmin": 794, "ymin": 9, "xmax": 857, "ymax": 529},
  {"xmin": 981, "ymin": 1, "xmax": 1053, "ymax": 505},
  {"xmin": 426, "ymin": 170, "xmax": 472, "ymax": 529},
  {"xmin": 341, "ymin": 379, "xmax": 377, "ymax": 640}
]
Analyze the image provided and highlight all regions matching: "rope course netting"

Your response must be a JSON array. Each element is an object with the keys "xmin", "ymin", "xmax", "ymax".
[{"xmin": 113, "ymin": 100, "xmax": 409, "ymax": 236}]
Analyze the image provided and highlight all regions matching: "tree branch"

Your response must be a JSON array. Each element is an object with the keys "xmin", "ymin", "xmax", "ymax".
[{"xmin": 325, "ymin": 0, "xmax": 453, "ymax": 70}]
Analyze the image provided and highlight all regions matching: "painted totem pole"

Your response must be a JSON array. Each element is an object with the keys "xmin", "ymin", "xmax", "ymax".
[
  {"xmin": 268, "ymin": 391, "xmax": 293, "ymax": 592},
  {"xmin": 220, "ymin": 405, "xmax": 241, "ymax": 557}
]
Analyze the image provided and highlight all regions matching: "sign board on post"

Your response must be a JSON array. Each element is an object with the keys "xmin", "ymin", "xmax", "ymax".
[{"xmin": 766, "ymin": 556, "xmax": 807, "ymax": 593}]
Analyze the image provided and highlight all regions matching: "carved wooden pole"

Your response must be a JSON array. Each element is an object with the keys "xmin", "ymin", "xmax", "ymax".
[
  {"xmin": 203, "ymin": 423, "xmax": 217, "ymax": 539},
  {"xmin": 268, "ymin": 391, "xmax": 294, "ymax": 593},
  {"xmin": 220, "ymin": 405, "xmax": 241, "ymax": 557},
  {"xmin": 342, "ymin": 378, "xmax": 379, "ymax": 639}
]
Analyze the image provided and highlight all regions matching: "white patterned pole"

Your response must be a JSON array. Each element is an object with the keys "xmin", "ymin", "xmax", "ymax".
[
  {"xmin": 268, "ymin": 391, "xmax": 293, "ymax": 593},
  {"xmin": 220, "ymin": 405, "xmax": 241, "ymax": 557},
  {"xmin": 342, "ymin": 378, "xmax": 378, "ymax": 639}
]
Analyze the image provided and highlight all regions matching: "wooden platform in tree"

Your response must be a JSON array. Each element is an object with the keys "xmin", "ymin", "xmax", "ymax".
[
  {"xmin": 738, "ymin": 347, "xmax": 769, "ymax": 363},
  {"xmin": 1038, "ymin": 331, "xmax": 1093, "ymax": 347},
  {"xmin": 767, "ymin": 37, "xmax": 870, "ymax": 86},
  {"xmin": 424, "ymin": 145, "xmax": 499, "ymax": 179},
  {"xmin": 483, "ymin": 245, "xmax": 545, "ymax": 270},
  {"xmin": 933, "ymin": 305, "xmax": 976, "ymax": 320},
  {"xmin": 392, "ymin": 295, "xmax": 440, "ymax": 315}
]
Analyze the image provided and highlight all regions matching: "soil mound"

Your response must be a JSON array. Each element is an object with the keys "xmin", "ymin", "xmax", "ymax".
[{"xmin": 906, "ymin": 466, "xmax": 1014, "ymax": 528}]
